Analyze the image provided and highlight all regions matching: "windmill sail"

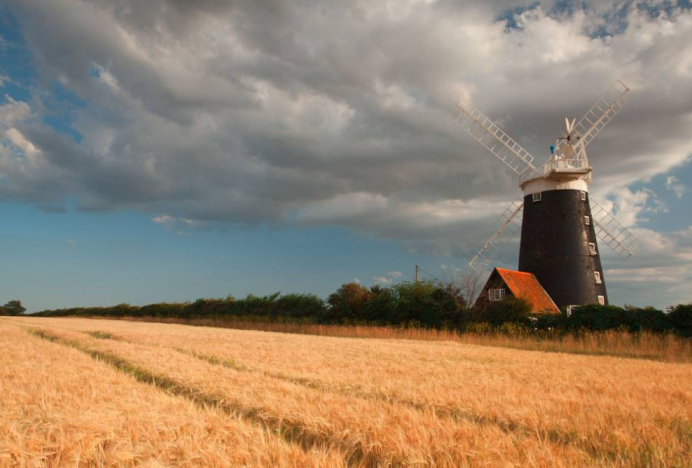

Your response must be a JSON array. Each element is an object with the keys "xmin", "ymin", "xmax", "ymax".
[
  {"xmin": 469, "ymin": 198, "xmax": 524, "ymax": 273},
  {"xmin": 590, "ymin": 198, "xmax": 642, "ymax": 258},
  {"xmin": 556, "ymin": 79, "xmax": 631, "ymax": 157},
  {"xmin": 453, "ymin": 100, "xmax": 536, "ymax": 175}
]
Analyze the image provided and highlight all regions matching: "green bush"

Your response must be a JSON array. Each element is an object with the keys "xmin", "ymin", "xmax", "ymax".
[
  {"xmin": 627, "ymin": 306, "xmax": 673, "ymax": 333},
  {"xmin": 275, "ymin": 293, "xmax": 326, "ymax": 320},
  {"xmin": 479, "ymin": 296, "xmax": 532, "ymax": 327},
  {"xmin": 667, "ymin": 303, "xmax": 692, "ymax": 337},
  {"xmin": 568, "ymin": 305, "xmax": 672, "ymax": 333},
  {"xmin": 533, "ymin": 312, "xmax": 568, "ymax": 331},
  {"xmin": 389, "ymin": 281, "xmax": 465, "ymax": 328},
  {"xmin": 139, "ymin": 302, "xmax": 187, "ymax": 317},
  {"xmin": 568, "ymin": 305, "xmax": 631, "ymax": 331}
]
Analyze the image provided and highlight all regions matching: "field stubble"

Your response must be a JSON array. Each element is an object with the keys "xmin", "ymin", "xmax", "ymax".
[{"xmin": 1, "ymin": 316, "xmax": 691, "ymax": 468}]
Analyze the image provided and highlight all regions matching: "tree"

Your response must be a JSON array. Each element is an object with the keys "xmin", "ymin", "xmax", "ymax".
[
  {"xmin": 667, "ymin": 303, "xmax": 692, "ymax": 337},
  {"xmin": 454, "ymin": 270, "xmax": 483, "ymax": 307},
  {"xmin": 1, "ymin": 300, "xmax": 26, "ymax": 316},
  {"xmin": 361, "ymin": 285, "xmax": 395, "ymax": 324},
  {"xmin": 326, "ymin": 283, "xmax": 373, "ymax": 323},
  {"xmin": 390, "ymin": 280, "xmax": 437, "ymax": 326}
]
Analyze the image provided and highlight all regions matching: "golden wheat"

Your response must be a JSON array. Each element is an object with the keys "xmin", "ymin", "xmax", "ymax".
[
  {"xmin": 0, "ymin": 323, "xmax": 346, "ymax": 467},
  {"xmin": 3, "ymin": 317, "xmax": 692, "ymax": 467},
  {"xmin": 103, "ymin": 316, "xmax": 692, "ymax": 363}
]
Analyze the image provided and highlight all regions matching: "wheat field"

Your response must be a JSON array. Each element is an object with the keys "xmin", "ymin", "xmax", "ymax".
[{"xmin": 1, "ymin": 317, "xmax": 691, "ymax": 467}]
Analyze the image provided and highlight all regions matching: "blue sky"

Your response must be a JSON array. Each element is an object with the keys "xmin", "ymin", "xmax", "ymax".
[
  {"xmin": 1, "ymin": 0, "xmax": 691, "ymax": 312},
  {"xmin": 0, "ymin": 201, "xmax": 429, "ymax": 311}
]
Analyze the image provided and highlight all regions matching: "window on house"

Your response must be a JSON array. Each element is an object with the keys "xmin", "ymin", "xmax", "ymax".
[
  {"xmin": 598, "ymin": 295, "xmax": 605, "ymax": 305},
  {"xmin": 594, "ymin": 271, "xmax": 602, "ymax": 284},
  {"xmin": 580, "ymin": 191, "xmax": 587, "ymax": 201},
  {"xmin": 585, "ymin": 216, "xmax": 591, "ymax": 226},
  {"xmin": 489, "ymin": 288, "xmax": 506, "ymax": 301},
  {"xmin": 588, "ymin": 243, "xmax": 597, "ymax": 255},
  {"xmin": 532, "ymin": 192, "xmax": 542, "ymax": 202}
]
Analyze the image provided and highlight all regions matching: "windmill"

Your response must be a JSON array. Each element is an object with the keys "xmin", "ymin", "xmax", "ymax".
[{"xmin": 452, "ymin": 79, "xmax": 641, "ymax": 309}]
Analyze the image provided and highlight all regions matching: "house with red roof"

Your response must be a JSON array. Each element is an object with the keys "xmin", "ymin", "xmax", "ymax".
[{"xmin": 475, "ymin": 267, "xmax": 560, "ymax": 315}]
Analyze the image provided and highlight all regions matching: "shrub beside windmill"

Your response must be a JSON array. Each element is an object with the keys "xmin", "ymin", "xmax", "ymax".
[{"xmin": 453, "ymin": 80, "xmax": 641, "ymax": 312}]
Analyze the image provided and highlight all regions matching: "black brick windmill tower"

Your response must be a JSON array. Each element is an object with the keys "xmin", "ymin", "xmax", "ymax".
[{"xmin": 453, "ymin": 80, "xmax": 641, "ymax": 310}]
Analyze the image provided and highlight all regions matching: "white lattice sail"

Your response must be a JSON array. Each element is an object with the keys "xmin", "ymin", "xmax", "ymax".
[
  {"xmin": 469, "ymin": 198, "xmax": 524, "ymax": 273},
  {"xmin": 452, "ymin": 100, "xmax": 536, "ymax": 175},
  {"xmin": 556, "ymin": 79, "xmax": 632, "ymax": 157},
  {"xmin": 590, "ymin": 199, "xmax": 642, "ymax": 258}
]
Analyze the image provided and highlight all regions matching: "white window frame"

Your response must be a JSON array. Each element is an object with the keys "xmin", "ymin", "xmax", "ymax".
[
  {"xmin": 532, "ymin": 192, "xmax": 542, "ymax": 202},
  {"xmin": 598, "ymin": 295, "xmax": 605, "ymax": 305},
  {"xmin": 584, "ymin": 215, "xmax": 591, "ymax": 226},
  {"xmin": 594, "ymin": 271, "xmax": 602, "ymax": 284},
  {"xmin": 588, "ymin": 242, "xmax": 597, "ymax": 256},
  {"xmin": 580, "ymin": 191, "xmax": 587, "ymax": 201},
  {"xmin": 488, "ymin": 288, "xmax": 506, "ymax": 302}
]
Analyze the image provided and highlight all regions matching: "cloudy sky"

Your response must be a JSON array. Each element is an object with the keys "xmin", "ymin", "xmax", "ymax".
[{"xmin": 1, "ymin": 0, "xmax": 691, "ymax": 312}]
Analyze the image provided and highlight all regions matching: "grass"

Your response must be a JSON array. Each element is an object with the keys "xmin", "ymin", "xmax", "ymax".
[
  {"xmin": 104, "ymin": 315, "xmax": 692, "ymax": 363},
  {"xmin": 3, "ymin": 316, "xmax": 692, "ymax": 467}
]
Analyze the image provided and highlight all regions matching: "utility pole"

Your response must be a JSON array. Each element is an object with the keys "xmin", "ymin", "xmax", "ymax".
[{"xmin": 415, "ymin": 264, "xmax": 419, "ymax": 283}]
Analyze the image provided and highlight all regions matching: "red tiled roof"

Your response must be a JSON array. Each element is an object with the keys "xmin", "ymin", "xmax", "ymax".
[{"xmin": 495, "ymin": 268, "xmax": 559, "ymax": 315}]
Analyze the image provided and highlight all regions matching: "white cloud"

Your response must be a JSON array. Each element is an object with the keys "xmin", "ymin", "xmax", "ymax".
[
  {"xmin": 602, "ymin": 187, "xmax": 667, "ymax": 228},
  {"xmin": 373, "ymin": 270, "xmax": 405, "ymax": 286},
  {"xmin": 0, "ymin": 97, "xmax": 42, "ymax": 167},
  {"xmin": 373, "ymin": 276, "xmax": 392, "ymax": 285},
  {"xmin": 5, "ymin": 128, "xmax": 40, "ymax": 159},
  {"xmin": 152, "ymin": 214, "xmax": 175, "ymax": 226},
  {"xmin": 0, "ymin": 96, "xmax": 31, "ymax": 125},
  {"xmin": 665, "ymin": 176, "xmax": 686, "ymax": 198},
  {"xmin": 152, "ymin": 214, "xmax": 205, "ymax": 235},
  {"xmin": 66, "ymin": 239, "xmax": 76, "ymax": 245}
]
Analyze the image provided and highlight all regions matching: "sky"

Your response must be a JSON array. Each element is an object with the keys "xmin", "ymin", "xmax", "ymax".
[{"xmin": 0, "ymin": 0, "xmax": 691, "ymax": 313}]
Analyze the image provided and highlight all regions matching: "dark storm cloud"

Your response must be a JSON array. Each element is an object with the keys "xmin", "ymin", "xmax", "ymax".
[{"xmin": 1, "ymin": 0, "xmax": 692, "ymax": 275}]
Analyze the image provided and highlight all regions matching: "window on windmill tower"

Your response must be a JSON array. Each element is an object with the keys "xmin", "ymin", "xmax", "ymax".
[
  {"xmin": 489, "ymin": 288, "xmax": 506, "ymax": 301},
  {"xmin": 598, "ymin": 295, "xmax": 605, "ymax": 305},
  {"xmin": 532, "ymin": 192, "xmax": 542, "ymax": 202},
  {"xmin": 594, "ymin": 271, "xmax": 602, "ymax": 284},
  {"xmin": 580, "ymin": 191, "xmax": 587, "ymax": 201},
  {"xmin": 584, "ymin": 215, "xmax": 591, "ymax": 226},
  {"xmin": 588, "ymin": 243, "xmax": 597, "ymax": 255}
]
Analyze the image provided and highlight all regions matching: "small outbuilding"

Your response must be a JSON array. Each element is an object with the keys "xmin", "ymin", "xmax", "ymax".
[{"xmin": 475, "ymin": 267, "xmax": 560, "ymax": 315}]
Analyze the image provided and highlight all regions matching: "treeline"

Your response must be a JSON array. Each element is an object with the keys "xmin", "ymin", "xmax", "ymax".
[
  {"xmin": 0, "ymin": 301, "xmax": 26, "ymax": 316},
  {"xmin": 34, "ymin": 281, "xmax": 692, "ymax": 337}
]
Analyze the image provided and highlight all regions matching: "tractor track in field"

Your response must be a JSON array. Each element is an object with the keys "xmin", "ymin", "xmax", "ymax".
[
  {"xmin": 27, "ymin": 328, "xmax": 403, "ymax": 468},
  {"xmin": 19, "ymin": 322, "xmax": 689, "ymax": 468},
  {"xmin": 77, "ymin": 328, "xmax": 628, "ymax": 462}
]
